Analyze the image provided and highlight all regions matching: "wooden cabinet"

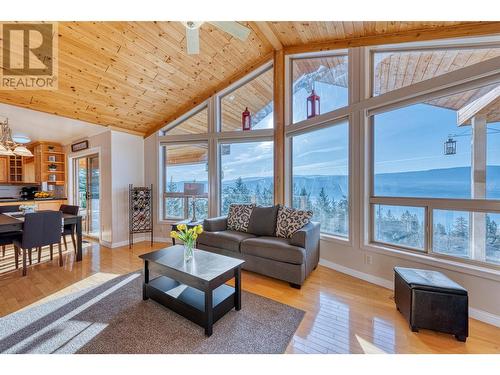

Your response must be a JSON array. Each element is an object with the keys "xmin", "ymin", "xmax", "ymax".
[
  {"xmin": 0, "ymin": 157, "xmax": 8, "ymax": 183},
  {"xmin": 28, "ymin": 141, "xmax": 66, "ymax": 186},
  {"xmin": 0, "ymin": 199, "xmax": 67, "ymax": 210},
  {"xmin": 8, "ymin": 156, "xmax": 23, "ymax": 183}
]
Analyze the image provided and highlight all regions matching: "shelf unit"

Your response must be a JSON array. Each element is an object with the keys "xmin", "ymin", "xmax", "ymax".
[
  {"xmin": 28, "ymin": 142, "xmax": 67, "ymax": 186},
  {"xmin": 8, "ymin": 156, "xmax": 23, "ymax": 183}
]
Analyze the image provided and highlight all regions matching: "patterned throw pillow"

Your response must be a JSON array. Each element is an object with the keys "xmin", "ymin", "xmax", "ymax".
[
  {"xmin": 227, "ymin": 203, "xmax": 255, "ymax": 232},
  {"xmin": 275, "ymin": 205, "xmax": 313, "ymax": 238}
]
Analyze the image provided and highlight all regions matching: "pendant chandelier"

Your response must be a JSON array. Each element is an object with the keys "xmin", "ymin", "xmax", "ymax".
[{"xmin": 0, "ymin": 119, "xmax": 33, "ymax": 157}]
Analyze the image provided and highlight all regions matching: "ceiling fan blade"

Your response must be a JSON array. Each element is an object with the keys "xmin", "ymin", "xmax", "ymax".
[
  {"xmin": 186, "ymin": 27, "xmax": 200, "ymax": 55},
  {"xmin": 208, "ymin": 21, "xmax": 251, "ymax": 41}
]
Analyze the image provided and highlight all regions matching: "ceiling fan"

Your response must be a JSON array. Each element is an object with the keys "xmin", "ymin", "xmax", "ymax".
[{"xmin": 182, "ymin": 21, "xmax": 251, "ymax": 55}]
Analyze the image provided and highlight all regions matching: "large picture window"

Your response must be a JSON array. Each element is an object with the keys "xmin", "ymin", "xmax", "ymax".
[
  {"xmin": 373, "ymin": 82, "xmax": 500, "ymax": 199},
  {"xmin": 292, "ymin": 54, "xmax": 348, "ymax": 124},
  {"xmin": 292, "ymin": 121, "xmax": 349, "ymax": 237},
  {"xmin": 371, "ymin": 80, "xmax": 500, "ymax": 266},
  {"xmin": 162, "ymin": 143, "xmax": 208, "ymax": 221},
  {"xmin": 220, "ymin": 68, "xmax": 273, "ymax": 132},
  {"xmin": 220, "ymin": 140, "xmax": 274, "ymax": 214}
]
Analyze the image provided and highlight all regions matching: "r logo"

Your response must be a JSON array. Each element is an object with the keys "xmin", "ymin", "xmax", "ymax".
[
  {"xmin": 0, "ymin": 22, "xmax": 58, "ymax": 89},
  {"xmin": 2, "ymin": 23, "xmax": 53, "ymax": 76}
]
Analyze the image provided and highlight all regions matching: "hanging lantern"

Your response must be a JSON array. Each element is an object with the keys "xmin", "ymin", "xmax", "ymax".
[
  {"xmin": 307, "ymin": 89, "xmax": 320, "ymax": 119},
  {"xmin": 242, "ymin": 107, "xmax": 251, "ymax": 131},
  {"xmin": 444, "ymin": 136, "xmax": 457, "ymax": 155}
]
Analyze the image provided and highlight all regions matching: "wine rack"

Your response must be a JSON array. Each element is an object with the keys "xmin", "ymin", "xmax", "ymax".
[{"xmin": 129, "ymin": 184, "xmax": 153, "ymax": 248}]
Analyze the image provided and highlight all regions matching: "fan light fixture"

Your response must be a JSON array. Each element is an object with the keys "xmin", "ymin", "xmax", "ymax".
[
  {"xmin": 181, "ymin": 21, "xmax": 251, "ymax": 55},
  {"xmin": 0, "ymin": 118, "xmax": 33, "ymax": 157}
]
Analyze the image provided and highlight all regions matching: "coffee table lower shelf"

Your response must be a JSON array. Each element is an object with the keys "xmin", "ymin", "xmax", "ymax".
[{"xmin": 145, "ymin": 275, "xmax": 236, "ymax": 335}]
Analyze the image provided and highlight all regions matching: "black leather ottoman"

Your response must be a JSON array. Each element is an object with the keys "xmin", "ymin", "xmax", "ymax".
[{"xmin": 394, "ymin": 267, "xmax": 468, "ymax": 342}]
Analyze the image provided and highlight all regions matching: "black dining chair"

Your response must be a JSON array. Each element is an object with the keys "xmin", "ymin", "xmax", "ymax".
[
  {"xmin": 0, "ymin": 205, "xmax": 22, "ymax": 258},
  {"xmin": 59, "ymin": 204, "xmax": 79, "ymax": 253},
  {"xmin": 13, "ymin": 211, "xmax": 63, "ymax": 276}
]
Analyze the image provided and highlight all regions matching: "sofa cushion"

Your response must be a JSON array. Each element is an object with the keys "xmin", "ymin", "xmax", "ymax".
[
  {"xmin": 241, "ymin": 236, "xmax": 305, "ymax": 265},
  {"xmin": 275, "ymin": 205, "xmax": 313, "ymax": 238},
  {"xmin": 227, "ymin": 203, "xmax": 255, "ymax": 232},
  {"xmin": 247, "ymin": 205, "xmax": 279, "ymax": 236},
  {"xmin": 197, "ymin": 230, "xmax": 256, "ymax": 253}
]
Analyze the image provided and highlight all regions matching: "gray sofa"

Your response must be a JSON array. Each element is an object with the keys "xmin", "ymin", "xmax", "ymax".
[{"xmin": 197, "ymin": 213, "xmax": 320, "ymax": 288}]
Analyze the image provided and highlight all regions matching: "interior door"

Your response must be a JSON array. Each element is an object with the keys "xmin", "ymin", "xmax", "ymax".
[{"xmin": 74, "ymin": 154, "xmax": 100, "ymax": 239}]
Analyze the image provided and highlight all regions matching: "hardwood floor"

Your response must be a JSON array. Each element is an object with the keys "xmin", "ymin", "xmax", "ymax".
[{"xmin": 0, "ymin": 240, "xmax": 499, "ymax": 354}]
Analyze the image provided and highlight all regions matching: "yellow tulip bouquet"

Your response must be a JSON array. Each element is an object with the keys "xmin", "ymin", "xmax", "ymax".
[{"xmin": 170, "ymin": 224, "xmax": 203, "ymax": 261}]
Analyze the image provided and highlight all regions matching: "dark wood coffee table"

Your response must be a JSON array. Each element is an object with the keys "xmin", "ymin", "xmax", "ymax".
[{"xmin": 139, "ymin": 245, "xmax": 244, "ymax": 336}]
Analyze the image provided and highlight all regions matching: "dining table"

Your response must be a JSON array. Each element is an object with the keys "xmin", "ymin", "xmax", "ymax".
[{"xmin": 0, "ymin": 211, "xmax": 83, "ymax": 262}]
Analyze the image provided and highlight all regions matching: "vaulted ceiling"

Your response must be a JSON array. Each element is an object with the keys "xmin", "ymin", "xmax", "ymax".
[{"xmin": 0, "ymin": 21, "xmax": 498, "ymax": 137}]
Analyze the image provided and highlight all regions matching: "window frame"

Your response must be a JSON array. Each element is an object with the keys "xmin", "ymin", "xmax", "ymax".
[
  {"xmin": 160, "ymin": 140, "xmax": 209, "ymax": 221},
  {"xmin": 218, "ymin": 136, "xmax": 275, "ymax": 216},
  {"xmin": 288, "ymin": 118, "xmax": 351, "ymax": 240},
  {"xmin": 367, "ymin": 72, "xmax": 500, "ymax": 269},
  {"xmin": 289, "ymin": 50, "xmax": 350, "ymax": 126},
  {"xmin": 217, "ymin": 62, "xmax": 274, "ymax": 133},
  {"xmin": 155, "ymin": 36, "xmax": 500, "ymax": 273}
]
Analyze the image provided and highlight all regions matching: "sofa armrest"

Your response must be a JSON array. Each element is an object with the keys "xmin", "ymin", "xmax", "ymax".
[
  {"xmin": 290, "ymin": 221, "xmax": 321, "ymax": 276},
  {"xmin": 203, "ymin": 216, "xmax": 228, "ymax": 232},
  {"xmin": 290, "ymin": 221, "xmax": 320, "ymax": 248}
]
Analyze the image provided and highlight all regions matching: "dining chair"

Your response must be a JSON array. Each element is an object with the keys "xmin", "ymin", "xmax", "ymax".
[
  {"xmin": 0, "ymin": 205, "xmax": 22, "ymax": 257},
  {"xmin": 59, "ymin": 204, "xmax": 79, "ymax": 252},
  {"xmin": 13, "ymin": 211, "xmax": 63, "ymax": 276}
]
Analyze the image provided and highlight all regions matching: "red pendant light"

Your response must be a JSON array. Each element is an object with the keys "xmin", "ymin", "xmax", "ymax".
[
  {"xmin": 307, "ymin": 89, "xmax": 320, "ymax": 119},
  {"xmin": 242, "ymin": 107, "xmax": 251, "ymax": 131}
]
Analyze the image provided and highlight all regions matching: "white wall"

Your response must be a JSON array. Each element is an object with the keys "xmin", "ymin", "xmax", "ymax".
[
  {"xmin": 111, "ymin": 131, "xmax": 144, "ymax": 246},
  {"xmin": 68, "ymin": 129, "xmax": 144, "ymax": 247}
]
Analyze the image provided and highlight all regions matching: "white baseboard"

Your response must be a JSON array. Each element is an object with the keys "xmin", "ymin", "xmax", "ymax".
[
  {"xmin": 100, "ymin": 237, "xmax": 172, "ymax": 249},
  {"xmin": 469, "ymin": 308, "xmax": 500, "ymax": 327},
  {"xmin": 319, "ymin": 258, "xmax": 394, "ymax": 290},
  {"xmin": 319, "ymin": 258, "xmax": 500, "ymax": 328}
]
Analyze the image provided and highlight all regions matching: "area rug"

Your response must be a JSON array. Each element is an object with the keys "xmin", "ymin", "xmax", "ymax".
[{"xmin": 0, "ymin": 272, "xmax": 304, "ymax": 354}]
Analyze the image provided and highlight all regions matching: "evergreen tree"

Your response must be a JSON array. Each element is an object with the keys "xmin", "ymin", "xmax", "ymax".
[
  {"xmin": 452, "ymin": 216, "xmax": 468, "ymax": 238},
  {"xmin": 315, "ymin": 187, "xmax": 333, "ymax": 233},
  {"xmin": 222, "ymin": 177, "xmax": 251, "ymax": 213},
  {"xmin": 486, "ymin": 215, "xmax": 498, "ymax": 245},
  {"xmin": 297, "ymin": 186, "xmax": 313, "ymax": 211},
  {"xmin": 166, "ymin": 176, "xmax": 182, "ymax": 218}
]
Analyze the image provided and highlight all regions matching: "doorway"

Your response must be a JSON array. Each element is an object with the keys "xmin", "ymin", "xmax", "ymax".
[{"xmin": 74, "ymin": 154, "xmax": 100, "ymax": 239}]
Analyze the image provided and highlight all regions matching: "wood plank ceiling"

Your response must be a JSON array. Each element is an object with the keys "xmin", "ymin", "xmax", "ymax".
[{"xmin": 0, "ymin": 21, "xmax": 498, "ymax": 137}]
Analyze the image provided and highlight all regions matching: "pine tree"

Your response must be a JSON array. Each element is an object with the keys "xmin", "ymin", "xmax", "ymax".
[
  {"xmin": 222, "ymin": 177, "xmax": 251, "ymax": 213},
  {"xmin": 486, "ymin": 215, "xmax": 498, "ymax": 245},
  {"xmin": 315, "ymin": 187, "xmax": 333, "ymax": 232},
  {"xmin": 166, "ymin": 176, "xmax": 182, "ymax": 218},
  {"xmin": 452, "ymin": 216, "xmax": 469, "ymax": 238}
]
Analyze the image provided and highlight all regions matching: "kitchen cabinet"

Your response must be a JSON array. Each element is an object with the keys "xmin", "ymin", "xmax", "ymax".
[
  {"xmin": 28, "ymin": 141, "xmax": 66, "ymax": 186},
  {"xmin": 0, "ymin": 199, "xmax": 67, "ymax": 210},
  {"xmin": 0, "ymin": 156, "xmax": 8, "ymax": 183}
]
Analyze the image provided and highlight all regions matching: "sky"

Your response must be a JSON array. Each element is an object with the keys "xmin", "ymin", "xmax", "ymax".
[{"xmin": 165, "ymin": 72, "xmax": 500, "ymax": 188}]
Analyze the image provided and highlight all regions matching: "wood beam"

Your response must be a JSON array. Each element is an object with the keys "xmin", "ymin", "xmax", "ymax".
[
  {"xmin": 457, "ymin": 85, "xmax": 500, "ymax": 126},
  {"xmin": 283, "ymin": 22, "xmax": 500, "ymax": 55},
  {"xmin": 144, "ymin": 51, "xmax": 274, "ymax": 138},
  {"xmin": 273, "ymin": 49, "xmax": 285, "ymax": 205},
  {"xmin": 253, "ymin": 22, "xmax": 283, "ymax": 51}
]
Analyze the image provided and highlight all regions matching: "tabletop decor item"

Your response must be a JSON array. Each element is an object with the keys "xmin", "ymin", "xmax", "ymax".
[
  {"xmin": 170, "ymin": 223, "xmax": 203, "ymax": 261},
  {"xmin": 19, "ymin": 204, "xmax": 36, "ymax": 213},
  {"xmin": 129, "ymin": 184, "xmax": 153, "ymax": 248}
]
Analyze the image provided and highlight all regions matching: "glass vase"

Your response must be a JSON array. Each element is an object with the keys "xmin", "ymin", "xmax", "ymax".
[{"xmin": 184, "ymin": 241, "xmax": 194, "ymax": 262}]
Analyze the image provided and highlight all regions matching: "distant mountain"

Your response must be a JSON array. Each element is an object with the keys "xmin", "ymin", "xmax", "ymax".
[{"xmin": 168, "ymin": 166, "xmax": 500, "ymax": 200}]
